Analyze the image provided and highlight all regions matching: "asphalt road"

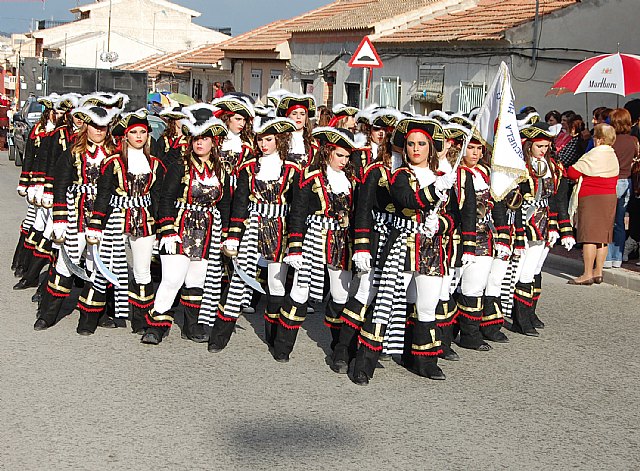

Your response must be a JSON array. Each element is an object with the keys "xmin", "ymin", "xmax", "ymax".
[{"xmin": 1, "ymin": 151, "xmax": 639, "ymax": 470}]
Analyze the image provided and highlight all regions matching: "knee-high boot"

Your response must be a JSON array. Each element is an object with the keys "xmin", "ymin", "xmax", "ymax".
[
  {"xmin": 129, "ymin": 280, "xmax": 155, "ymax": 334},
  {"xmin": 33, "ymin": 271, "xmax": 73, "ymax": 330},
  {"xmin": 12, "ymin": 232, "xmax": 27, "ymax": 272},
  {"xmin": 180, "ymin": 287, "xmax": 208, "ymax": 343},
  {"xmin": 324, "ymin": 300, "xmax": 346, "ymax": 350},
  {"xmin": 352, "ymin": 316, "xmax": 386, "ymax": 386},
  {"xmin": 272, "ymin": 296, "xmax": 308, "ymax": 362},
  {"xmin": 77, "ymin": 285, "xmax": 107, "ymax": 335},
  {"xmin": 208, "ymin": 297, "xmax": 238, "ymax": 352},
  {"xmin": 410, "ymin": 320, "xmax": 446, "ymax": 380},
  {"xmin": 436, "ymin": 298, "xmax": 460, "ymax": 361},
  {"xmin": 141, "ymin": 309, "xmax": 174, "ymax": 345},
  {"xmin": 532, "ymin": 274, "xmax": 544, "ymax": 328},
  {"xmin": 457, "ymin": 295, "xmax": 491, "ymax": 350},
  {"xmin": 13, "ymin": 255, "xmax": 47, "ymax": 290},
  {"xmin": 480, "ymin": 296, "xmax": 509, "ymax": 342},
  {"xmin": 331, "ymin": 298, "xmax": 367, "ymax": 373},
  {"xmin": 401, "ymin": 305, "xmax": 416, "ymax": 369},
  {"xmin": 512, "ymin": 281, "xmax": 539, "ymax": 337},
  {"xmin": 263, "ymin": 294, "xmax": 284, "ymax": 348}
]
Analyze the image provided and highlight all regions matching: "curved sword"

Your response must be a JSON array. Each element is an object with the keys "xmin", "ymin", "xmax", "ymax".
[
  {"xmin": 91, "ymin": 244, "xmax": 122, "ymax": 288},
  {"xmin": 232, "ymin": 258, "xmax": 266, "ymax": 294},
  {"xmin": 60, "ymin": 246, "xmax": 91, "ymax": 282}
]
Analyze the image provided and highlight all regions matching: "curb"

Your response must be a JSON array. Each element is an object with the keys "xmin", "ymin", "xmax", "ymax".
[{"xmin": 546, "ymin": 253, "xmax": 640, "ymax": 292}]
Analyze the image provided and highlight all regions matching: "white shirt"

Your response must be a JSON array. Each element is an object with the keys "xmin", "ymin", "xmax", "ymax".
[
  {"xmin": 469, "ymin": 166, "xmax": 489, "ymax": 191},
  {"xmin": 326, "ymin": 166, "xmax": 350, "ymax": 194},
  {"xmin": 127, "ymin": 147, "xmax": 151, "ymax": 175},
  {"xmin": 45, "ymin": 121, "xmax": 55, "ymax": 132},
  {"xmin": 438, "ymin": 156, "xmax": 453, "ymax": 174},
  {"xmin": 290, "ymin": 131, "xmax": 306, "ymax": 155},
  {"xmin": 256, "ymin": 152, "xmax": 283, "ymax": 181},
  {"xmin": 391, "ymin": 151, "xmax": 403, "ymax": 171},
  {"xmin": 222, "ymin": 131, "xmax": 243, "ymax": 153},
  {"xmin": 370, "ymin": 142, "xmax": 379, "ymax": 161},
  {"xmin": 409, "ymin": 164, "xmax": 436, "ymax": 188}
]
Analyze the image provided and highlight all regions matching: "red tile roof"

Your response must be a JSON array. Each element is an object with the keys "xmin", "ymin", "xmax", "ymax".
[{"xmin": 375, "ymin": 0, "xmax": 580, "ymax": 43}]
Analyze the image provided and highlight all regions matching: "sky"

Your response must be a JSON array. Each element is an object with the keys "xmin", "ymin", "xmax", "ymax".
[{"xmin": 0, "ymin": 0, "xmax": 331, "ymax": 36}]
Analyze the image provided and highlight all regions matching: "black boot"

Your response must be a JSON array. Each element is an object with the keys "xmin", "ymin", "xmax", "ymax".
[
  {"xmin": 141, "ymin": 310, "xmax": 174, "ymax": 345},
  {"xmin": 180, "ymin": 287, "xmax": 208, "ymax": 343},
  {"xmin": 129, "ymin": 281, "xmax": 155, "ymax": 334},
  {"xmin": 330, "ymin": 299, "xmax": 366, "ymax": 374},
  {"xmin": 401, "ymin": 305, "xmax": 416, "ymax": 369},
  {"xmin": 33, "ymin": 272, "xmax": 73, "ymax": 331},
  {"xmin": 480, "ymin": 296, "xmax": 509, "ymax": 343},
  {"xmin": 263, "ymin": 295, "xmax": 284, "ymax": 348},
  {"xmin": 13, "ymin": 255, "xmax": 46, "ymax": 290},
  {"xmin": 324, "ymin": 300, "xmax": 345, "ymax": 350},
  {"xmin": 532, "ymin": 274, "xmax": 545, "ymax": 329},
  {"xmin": 32, "ymin": 276, "xmax": 46, "ymax": 303},
  {"xmin": 76, "ymin": 285, "xmax": 107, "ymax": 335},
  {"xmin": 457, "ymin": 295, "xmax": 492, "ymax": 351},
  {"xmin": 511, "ymin": 282, "xmax": 539, "ymax": 337},
  {"xmin": 208, "ymin": 307, "xmax": 237, "ymax": 352},
  {"xmin": 352, "ymin": 317, "xmax": 386, "ymax": 386},
  {"xmin": 272, "ymin": 296, "xmax": 307, "ymax": 362},
  {"xmin": 12, "ymin": 232, "xmax": 27, "ymax": 272},
  {"xmin": 436, "ymin": 299, "xmax": 460, "ymax": 361},
  {"xmin": 410, "ymin": 320, "xmax": 446, "ymax": 380},
  {"xmin": 97, "ymin": 288, "xmax": 117, "ymax": 328}
]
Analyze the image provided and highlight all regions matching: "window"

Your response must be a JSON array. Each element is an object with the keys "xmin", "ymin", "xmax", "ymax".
[
  {"xmin": 345, "ymin": 83, "xmax": 360, "ymax": 108},
  {"xmin": 269, "ymin": 69, "xmax": 283, "ymax": 92},
  {"xmin": 379, "ymin": 76, "xmax": 401, "ymax": 108},
  {"xmin": 192, "ymin": 79, "xmax": 203, "ymax": 101},
  {"xmin": 413, "ymin": 65, "xmax": 444, "ymax": 104},
  {"xmin": 458, "ymin": 81, "xmax": 486, "ymax": 114},
  {"xmin": 301, "ymin": 79, "xmax": 314, "ymax": 95},
  {"xmin": 250, "ymin": 69, "xmax": 262, "ymax": 100}
]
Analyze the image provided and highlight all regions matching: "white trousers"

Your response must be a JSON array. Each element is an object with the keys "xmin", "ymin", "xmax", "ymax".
[
  {"xmin": 485, "ymin": 258, "xmax": 510, "ymax": 297},
  {"xmin": 290, "ymin": 266, "xmax": 352, "ymax": 305},
  {"xmin": 128, "ymin": 234, "xmax": 156, "ymax": 285},
  {"xmin": 461, "ymin": 255, "xmax": 494, "ymax": 297},
  {"xmin": 439, "ymin": 273, "xmax": 454, "ymax": 301},
  {"xmin": 517, "ymin": 242, "xmax": 548, "ymax": 283},
  {"xmin": 354, "ymin": 270, "xmax": 377, "ymax": 306},
  {"xmin": 267, "ymin": 262, "xmax": 288, "ymax": 297},
  {"xmin": 402, "ymin": 272, "xmax": 443, "ymax": 322},
  {"xmin": 154, "ymin": 255, "xmax": 208, "ymax": 314}
]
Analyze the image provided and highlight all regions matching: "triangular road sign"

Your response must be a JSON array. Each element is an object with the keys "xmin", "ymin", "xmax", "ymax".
[{"xmin": 348, "ymin": 36, "xmax": 383, "ymax": 69}]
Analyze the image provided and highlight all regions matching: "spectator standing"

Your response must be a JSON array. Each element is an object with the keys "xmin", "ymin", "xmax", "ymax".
[
  {"xmin": 566, "ymin": 124, "xmax": 619, "ymax": 285},
  {"xmin": 213, "ymin": 82, "xmax": 224, "ymax": 99},
  {"xmin": 605, "ymin": 108, "xmax": 639, "ymax": 268}
]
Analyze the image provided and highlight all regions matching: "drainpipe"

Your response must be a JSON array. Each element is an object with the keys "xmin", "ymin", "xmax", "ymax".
[{"xmin": 530, "ymin": 0, "xmax": 540, "ymax": 66}]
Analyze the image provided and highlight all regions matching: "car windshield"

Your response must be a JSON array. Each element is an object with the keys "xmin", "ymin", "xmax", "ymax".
[{"xmin": 27, "ymin": 102, "xmax": 43, "ymax": 113}]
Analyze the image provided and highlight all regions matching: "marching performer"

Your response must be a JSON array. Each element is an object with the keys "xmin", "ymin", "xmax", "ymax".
[
  {"xmin": 208, "ymin": 116, "xmax": 299, "ymax": 352},
  {"xmin": 455, "ymin": 133, "xmax": 511, "ymax": 351},
  {"xmin": 141, "ymin": 116, "xmax": 231, "ymax": 345},
  {"xmin": 328, "ymin": 103, "xmax": 359, "ymax": 133},
  {"xmin": 352, "ymin": 117, "xmax": 458, "ymax": 385},
  {"xmin": 154, "ymin": 107, "xmax": 188, "ymax": 167},
  {"xmin": 272, "ymin": 127, "xmax": 358, "ymax": 363},
  {"xmin": 214, "ymin": 96, "xmax": 255, "ymax": 185},
  {"xmin": 86, "ymin": 109, "xmax": 166, "ymax": 334},
  {"xmin": 511, "ymin": 122, "xmax": 574, "ymax": 336},
  {"xmin": 276, "ymin": 93, "xmax": 316, "ymax": 167},
  {"xmin": 329, "ymin": 108, "xmax": 400, "ymax": 374},
  {"xmin": 33, "ymin": 105, "xmax": 119, "ymax": 333}
]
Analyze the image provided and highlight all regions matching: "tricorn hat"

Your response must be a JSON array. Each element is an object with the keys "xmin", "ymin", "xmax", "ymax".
[
  {"xmin": 276, "ymin": 93, "xmax": 317, "ymax": 118},
  {"xmin": 112, "ymin": 108, "xmax": 149, "ymax": 137},
  {"xmin": 392, "ymin": 117, "xmax": 445, "ymax": 153}
]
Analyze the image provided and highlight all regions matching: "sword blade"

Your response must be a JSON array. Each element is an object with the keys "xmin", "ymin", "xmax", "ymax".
[
  {"xmin": 91, "ymin": 244, "xmax": 122, "ymax": 288},
  {"xmin": 60, "ymin": 246, "xmax": 91, "ymax": 282},
  {"xmin": 232, "ymin": 258, "xmax": 266, "ymax": 294}
]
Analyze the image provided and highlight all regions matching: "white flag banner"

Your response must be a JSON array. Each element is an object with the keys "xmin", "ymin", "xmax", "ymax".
[{"xmin": 472, "ymin": 62, "xmax": 527, "ymax": 201}]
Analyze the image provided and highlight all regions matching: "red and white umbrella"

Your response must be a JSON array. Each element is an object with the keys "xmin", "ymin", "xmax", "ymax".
[{"xmin": 548, "ymin": 52, "xmax": 640, "ymax": 96}]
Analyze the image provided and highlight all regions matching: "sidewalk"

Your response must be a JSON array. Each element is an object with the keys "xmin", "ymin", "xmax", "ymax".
[{"xmin": 546, "ymin": 245, "xmax": 640, "ymax": 292}]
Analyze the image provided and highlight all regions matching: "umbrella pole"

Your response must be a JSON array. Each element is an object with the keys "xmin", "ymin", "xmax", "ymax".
[{"xmin": 585, "ymin": 92, "xmax": 589, "ymax": 122}]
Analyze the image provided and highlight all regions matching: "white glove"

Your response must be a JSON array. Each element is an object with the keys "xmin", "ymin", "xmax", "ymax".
[
  {"xmin": 41, "ymin": 193, "xmax": 53, "ymax": 207},
  {"xmin": 34, "ymin": 185, "xmax": 44, "ymax": 205},
  {"xmin": 353, "ymin": 251, "xmax": 372, "ymax": 273},
  {"xmin": 548, "ymin": 230, "xmax": 560, "ymax": 247},
  {"xmin": 561, "ymin": 236, "xmax": 576, "ymax": 251},
  {"xmin": 17, "ymin": 185, "xmax": 27, "ymax": 197},
  {"xmin": 159, "ymin": 234, "xmax": 182, "ymax": 255},
  {"xmin": 461, "ymin": 253, "xmax": 475, "ymax": 267},
  {"xmin": 53, "ymin": 222, "xmax": 67, "ymax": 241},
  {"xmin": 435, "ymin": 172, "xmax": 457, "ymax": 192},
  {"xmin": 423, "ymin": 212, "xmax": 439, "ymax": 238},
  {"xmin": 283, "ymin": 254, "xmax": 304, "ymax": 271},
  {"xmin": 495, "ymin": 244, "xmax": 511, "ymax": 260},
  {"xmin": 222, "ymin": 239, "xmax": 240, "ymax": 257},
  {"xmin": 85, "ymin": 228, "xmax": 102, "ymax": 242},
  {"xmin": 26, "ymin": 185, "xmax": 38, "ymax": 204}
]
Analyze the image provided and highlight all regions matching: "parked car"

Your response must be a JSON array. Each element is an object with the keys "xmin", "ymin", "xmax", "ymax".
[{"xmin": 10, "ymin": 96, "xmax": 43, "ymax": 166}]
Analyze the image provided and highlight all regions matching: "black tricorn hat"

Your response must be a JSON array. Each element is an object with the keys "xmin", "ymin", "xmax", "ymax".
[
  {"xmin": 159, "ymin": 106, "xmax": 187, "ymax": 120},
  {"xmin": 276, "ymin": 94, "xmax": 317, "ymax": 118},
  {"xmin": 71, "ymin": 105, "xmax": 119, "ymax": 127},
  {"xmin": 212, "ymin": 96, "xmax": 255, "ymax": 119},
  {"xmin": 392, "ymin": 117, "xmax": 445, "ymax": 153},
  {"xmin": 312, "ymin": 127, "xmax": 357, "ymax": 151},
  {"xmin": 181, "ymin": 117, "xmax": 228, "ymax": 139},
  {"xmin": 112, "ymin": 108, "xmax": 149, "ymax": 137},
  {"xmin": 253, "ymin": 116, "xmax": 297, "ymax": 135},
  {"xmin": 520, "ymin": 122, "xmax": 559, "ymax": 141}
]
